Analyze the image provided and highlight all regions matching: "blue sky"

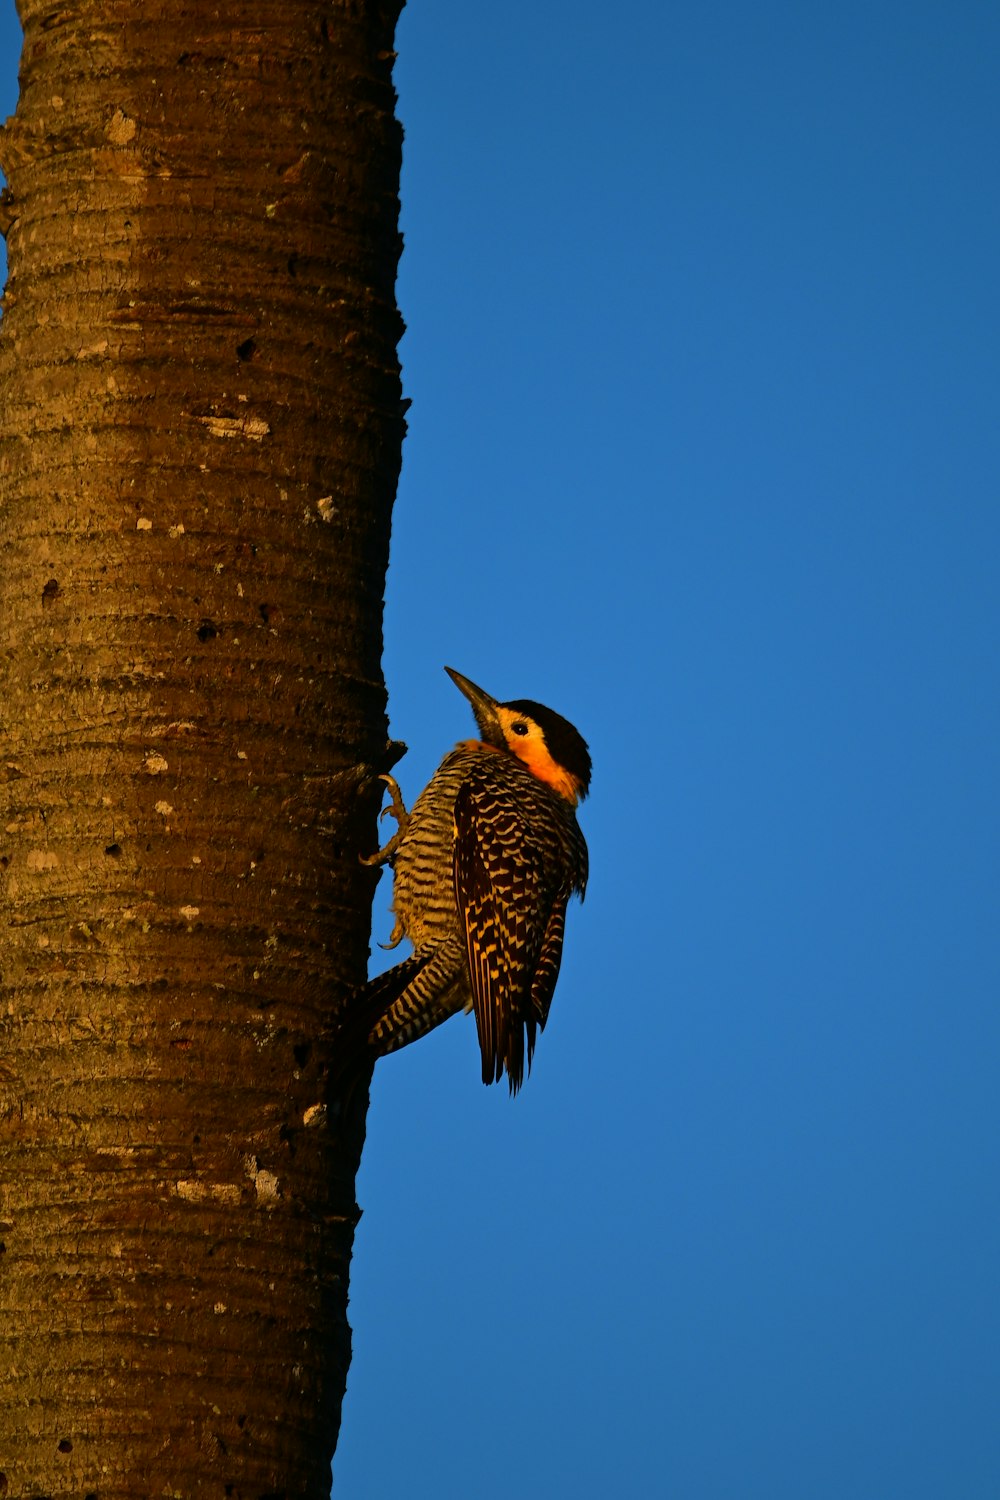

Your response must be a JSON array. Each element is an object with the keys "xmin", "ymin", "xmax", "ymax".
[{"xmin": 3, "ymin": 3, "xmax": 999, "ymax": 1497}]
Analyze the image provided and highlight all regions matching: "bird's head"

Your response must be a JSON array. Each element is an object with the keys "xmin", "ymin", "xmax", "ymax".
[{"xmin": 445, "ymin": 666, "xmax": 591, "ymax": 806}]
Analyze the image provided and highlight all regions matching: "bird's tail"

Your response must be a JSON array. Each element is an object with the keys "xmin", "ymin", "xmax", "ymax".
[
  {"xmin": 332, "ymin": 942, "xmax": 467, "ymax": 1104},
  {"xmin": 332, "ymin": 954, "xmax": 426, "ymax": 1096}
]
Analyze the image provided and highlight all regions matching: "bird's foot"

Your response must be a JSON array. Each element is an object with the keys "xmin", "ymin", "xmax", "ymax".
[
  {"xmin": 360, "ymin": 773, "xmax": 410, "ymax": 866},
  {"xmin": 378, "ymin": 913, "xmax": 407, "ymax": 951}
]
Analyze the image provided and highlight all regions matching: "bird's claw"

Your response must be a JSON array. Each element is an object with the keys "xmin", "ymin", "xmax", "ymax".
[
  {"xmin": 360, "ymin": 773, "xmax": 410, "ymax": 866},
  {"xmin": 378, "ymin": 915, "xmax": 406, "ymax": 950}
]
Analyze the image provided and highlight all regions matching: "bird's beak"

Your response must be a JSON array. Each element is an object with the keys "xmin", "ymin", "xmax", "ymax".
[{"xmin": 444, "ymin": 667, "xmax": 503, "ymax": 746}]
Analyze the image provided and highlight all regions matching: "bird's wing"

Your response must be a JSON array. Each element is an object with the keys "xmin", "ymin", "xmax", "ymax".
[
  {"xmin": 530, "ymin": 891, "xmax": 570, "ymax": 1035},
  {"xmin": 452, "ymin": 768, "xmax": 554, "ymax": 1093}
]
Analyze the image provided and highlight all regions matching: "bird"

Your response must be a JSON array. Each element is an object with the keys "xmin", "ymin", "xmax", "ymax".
[{"xmin": 347, "ymin": 666, "xmax": 590, "ymax": 1094}]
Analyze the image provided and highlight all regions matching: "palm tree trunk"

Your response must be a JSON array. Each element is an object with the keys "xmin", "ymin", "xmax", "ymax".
[{"xmin": 0, "ymin": 1, "xmax": 403, "ymax": 1491}]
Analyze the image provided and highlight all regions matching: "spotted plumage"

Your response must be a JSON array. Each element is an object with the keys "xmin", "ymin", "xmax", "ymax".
[{"xmin": 348, "ymin": 668, "xmax": 590, "ymax": 1093}]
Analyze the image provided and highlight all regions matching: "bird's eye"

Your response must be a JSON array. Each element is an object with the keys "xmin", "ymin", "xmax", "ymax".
[{"xmin": 511, "ymin": 721, "xmax": 529, "ymax": 736}]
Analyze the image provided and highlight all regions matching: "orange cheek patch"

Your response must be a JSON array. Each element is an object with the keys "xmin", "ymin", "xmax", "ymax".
[{"xmin": 510, "ymin": 741, "xmax": 581, "ymax": 804}]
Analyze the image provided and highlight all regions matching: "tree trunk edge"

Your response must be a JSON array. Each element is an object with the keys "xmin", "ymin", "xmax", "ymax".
[{"xmin": 0, "ymin": 2, "xmax": 406, "ymax": 1491}]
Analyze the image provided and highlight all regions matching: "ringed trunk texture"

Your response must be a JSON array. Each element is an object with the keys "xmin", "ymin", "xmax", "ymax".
[{"xmin": 0, "ymin": 1, "xmax": 404, "ymax": 1492}]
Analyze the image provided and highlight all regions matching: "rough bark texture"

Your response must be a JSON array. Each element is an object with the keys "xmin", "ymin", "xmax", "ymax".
[{"xmin": 0, "ymin": 1, "xmax": 403, "ymax": 1492}]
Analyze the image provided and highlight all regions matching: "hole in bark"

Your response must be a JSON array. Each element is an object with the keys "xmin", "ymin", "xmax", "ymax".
[
  {"xmin": 258, "ymin": 602, "xmax": 270, "ymax": 623},
  {"xmin": 104, "ymin": 843, "xmax": 122, "ymax": 857},
  {"xmin": 236, "ymin": 337, "xmax": 256, "ymax": 361},
  {"xmin": 42, "ymin": 578, "xmax": 60, "ymax": 607},
  {"xmin": 0, "ymin": 856, "xmax": 8, "ymax": 867},
  {"xmin": 85, "ymin": 1494, "xmax": 98, "ymax": 1500},
  {"xmin": 58, "ymin": 1438, "xmax": 72, "ymax": 1453},
  {"xmin": 196, "ymin": 619, "xmax": 218, "ymax": 642},
  {"xmin": 0, "ymin": 1241, "xmax": 6, "ymax": 1253},
  {"xmin": 293, "ymin": 1042, "xmax": 311, "ymax": 1067},
  {"xmin": 287, "ymin": 253, "xmax": 299, "ymax": 277},
  {"xmin": 236, "ymin": 1414, "xmax": 247, "ymax": 1428},
  {"xmin": 0, "ymin": 1475, "xmax": 5, "ymax": 1493}
]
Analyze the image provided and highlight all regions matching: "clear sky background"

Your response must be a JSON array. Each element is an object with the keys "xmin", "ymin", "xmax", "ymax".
[{"xmin": 3, "ymin": 3, "xmax": 999, "ymax": 1497}]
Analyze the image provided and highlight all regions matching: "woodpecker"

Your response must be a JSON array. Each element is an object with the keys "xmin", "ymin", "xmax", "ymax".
[{"xmin": 351, "ymin": 667, "xmax": 590, "ymax": 1094}]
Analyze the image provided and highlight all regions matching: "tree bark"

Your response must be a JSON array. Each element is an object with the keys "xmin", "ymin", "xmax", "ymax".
[{"xmin": 0, "ymin": 1, "xmax": 403, "ymax": 1492}]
